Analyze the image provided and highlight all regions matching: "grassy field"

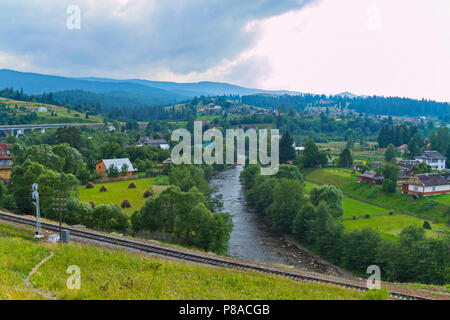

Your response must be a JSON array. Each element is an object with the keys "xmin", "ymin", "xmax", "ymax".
[
  {"xmin": 306, "ymin": 168, "xmax": 449, "ymax": 222},
  {"xmin": 306, "ymin": 168, "xmax": 356, "ymax": 187},
  {"xmin": 0, "ymin": 97, "xmax": 103, "ymax": 124},
  {"xmin": 79, "ymin": 177, "xmax": 168, "ymax": 215},
  {"xmin": 0, "ymin": 223, "xmax": 363, "ymax": 300},
  {"xmin": 433, "ymin": 194, "xmax": 450, "ymax": 206},
  {"xmin": 343, "ymin": 214, "xmax": 450, "ymax": 240}
]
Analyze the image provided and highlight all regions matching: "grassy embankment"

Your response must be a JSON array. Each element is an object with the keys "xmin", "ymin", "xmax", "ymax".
[
  {"xmin": 79, "ymin": 177, "xmax": 169, "ymax": 215},
  {"xmin": 305, "ymin": 168, "xmax": 450, "ymax": 239},
  {"xmin": 0, "ymin": 97, "xmax": 103, "ymax": 124},
  {"xmin": 0, "ymin": 223, "xmax": 363, "ymax": 300},
  {"xmin": 304, "ymin": 180, "xmax": 388, "ymax": 219}
]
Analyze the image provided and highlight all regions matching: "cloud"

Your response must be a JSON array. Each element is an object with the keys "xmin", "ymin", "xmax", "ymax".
[{"xmin": 0, "ymin": 0, "xmax": 317, "ymax": 78}]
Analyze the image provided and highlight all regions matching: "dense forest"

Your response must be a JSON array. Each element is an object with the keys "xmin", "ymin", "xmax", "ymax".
[{"xmin": 242, "ymin": 94, "xmax": 450, "ymax": 117}]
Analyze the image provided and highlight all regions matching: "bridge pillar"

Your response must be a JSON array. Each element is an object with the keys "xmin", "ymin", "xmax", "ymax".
[
  {"xmin": 41, "ymin": 128, "xmax": 46, "ymax": 134},
  {"xmin": 16, "ymin": 129, "xmax": 22, "ymax": 138}
]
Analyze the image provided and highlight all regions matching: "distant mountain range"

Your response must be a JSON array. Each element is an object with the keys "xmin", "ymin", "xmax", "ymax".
[{"xmin": 0, "ymin": 69, "xmax": 302, "ymax": 107}]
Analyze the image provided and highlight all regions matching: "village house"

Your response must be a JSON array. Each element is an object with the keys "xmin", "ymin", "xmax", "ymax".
[
  {"xmin": 402, "ymin": 173, "xmax": 450, "ymax": 196},
  {"xmin": 397, "ymin": 144, "xmax": 408, "ymax": 153},
  {"xmin": 415, "ymin": 150, "xmax": 447, "ymax": 171},
  {"xmin": 37, "ymin": 106, "xmax": 47, "ymax": 113},
  {"xmin": 357, "ymin": 171, "xmax": 384, "ymax": 185},
  {"xmin": 397, "ymin": 160, "xmax": 420, "ymax": 175},
  {"xmin": 371, "ymin": 161, "xmax": 384, "ymax": 169},
  {"xmin": 138, "ymin": 137, "xmax": 170, "ymax": 149},
  {"xmin": 95, "ymin": 158, "xmax": 137, "ymax": 178},
  {"xmin": 0, "ymin": 143, "xmax": 13, "ymax": 182}
]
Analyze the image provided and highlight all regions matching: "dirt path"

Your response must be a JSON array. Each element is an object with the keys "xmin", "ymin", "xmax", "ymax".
[{"xmin": 24, "ymin": 251, "xmax": 56, "ymax": 300}]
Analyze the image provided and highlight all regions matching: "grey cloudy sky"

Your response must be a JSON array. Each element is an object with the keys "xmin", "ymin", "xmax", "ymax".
[
  {"xmin": 0, "ymin": 0, "xmax": 316, "ymax": 77},
  {"xmin": 0, "ymin": 0, "xmax": 449, "ymax": 101}
]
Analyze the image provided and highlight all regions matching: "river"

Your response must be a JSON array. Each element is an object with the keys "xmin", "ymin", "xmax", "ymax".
[{"xmin": 209, "ymin": 165, "xmax": 352, "ymax": 277}]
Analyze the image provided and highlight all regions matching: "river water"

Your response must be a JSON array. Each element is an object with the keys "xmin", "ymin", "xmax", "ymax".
[{"xmin": 209, "ymin": 165, "xmax": 352, "ymax": 277}]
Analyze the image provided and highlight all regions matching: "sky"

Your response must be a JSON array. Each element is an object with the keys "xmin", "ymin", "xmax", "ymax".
[{"xmin": 0, "ymin": 0, "xmax": 449, "ymax": 101}]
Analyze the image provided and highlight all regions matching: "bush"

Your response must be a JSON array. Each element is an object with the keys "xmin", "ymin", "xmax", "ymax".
[
  {"xmin": 361, "ymin": 289, "xmax": 390, "ymax": 300},
  {"xmin": 85, "ymin": 182, "xmax": 95, "ymax": 189},
  {"xmin": 128, "ymin": 182, "xmax": 137, "ymax": 189},
  {"xmin": 154, "ymin": 175, "xmax": 169, "ymax": 185},
  {"xmin": 1, "ymin": 193, "xmax": 18, "ymax": 210},
  {"xmin": 423, "ymin": 221, "xmax": 432, "ymax": 230},
  {"xmin": 382, "ymin": 179, "xmax": 396, "ymax": 193},
  {"xmin": 100, "ymin": 185, "xmax": 108, "ymax": 192},
  {"xmin": 367, "ymin": 190, "xmax": 378, "ymax": 199},
  {"xmin": 364, "ymin": 214, "xmax": 371, "ymax": 219},
  {"xmin": 419, "ymin": 200, "xmax": 438, "ymax": 212}
]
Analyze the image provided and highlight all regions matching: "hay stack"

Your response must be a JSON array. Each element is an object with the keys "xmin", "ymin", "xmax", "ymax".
[
  {"xmin": 128, "ymin": 182, "xmax": 137, "ymax": 189},
  {"xmin": 100, "ymin": 185, "xmax": 108, "ymax": 192},
  {"xmin": 121, "ymin": 199, "xmax": 132, "ymax": 208},
  {"xmin": 143, "ymin": 189, "xmax": 153, "ymax": 198},
  {"xmin": 85, "ymin": 182, "xmax": 95, "ymax": 189}
]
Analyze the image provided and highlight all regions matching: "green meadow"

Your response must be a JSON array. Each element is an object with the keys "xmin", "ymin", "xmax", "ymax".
[
  {"xmin": 79, "ymin": 177, "xmax": 168, "ymax": 215},
  {"xmin": 0, "ymin": 97, "xmax": 103, "ymax": 124},
  {"xmin": 343, "ymin": 214, "xmax": 450, "ymax": 240},
  {"xmin": 0, "ymin": 223, "xmax": 363, "ymax": 300},
  {"xmin": 306, "ymin": 168, "xmax": 449, "ymax": 222}
]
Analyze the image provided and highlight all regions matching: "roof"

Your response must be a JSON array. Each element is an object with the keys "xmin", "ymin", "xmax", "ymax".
[
  {"xmin": 98, "ymin": 158, "xmax": 136, "ymax": 172},
  {"xmin": 415, "ymin": 150, "xmax": 447, "ymax": 161},
  {"xmin": 398, "ymin": 170, "xmax": 409, "ymax": 179},
  {"xmin": 139, "ymin": 137, "xmax": 167, "ymax": 146},
  {"xmin": 0, "ymin": 143, "xmax": 12, "ymax": 160},
  {"xmin": 359, "ymin": 171, "xmax": 384, "ymax": 180},
  {"xmin": 411, "ymin": 173, "xmax": 449, "ymax": 187}
]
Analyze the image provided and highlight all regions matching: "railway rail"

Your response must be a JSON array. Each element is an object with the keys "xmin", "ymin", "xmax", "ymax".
[{"xmin": 0, "ymin": 211, "xmax": 432, "ymax": 300}]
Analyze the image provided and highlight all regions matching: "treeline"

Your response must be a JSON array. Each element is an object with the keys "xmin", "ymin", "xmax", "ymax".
[
  {"xmin": 377, "ymin": 119, "xmax": 450, "ymax": 164},
  {"xmin": 277, "ymin": 114, "xmax": 382, "ymax": 144},
  {"xmin": 0, "ymin": 87, "xmax": 57, "ymax": 105},
  {"xmin": 240, "ymin": 165, "xmax": 449, "ymax": 285},
  {"xmin": 242, "ymin": 93, "xmax": 450, "ymax": 117}
]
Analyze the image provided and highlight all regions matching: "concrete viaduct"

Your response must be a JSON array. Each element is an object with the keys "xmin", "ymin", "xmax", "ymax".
[
  {"xmin": 0, "ymin": 122, "xmax": 148, "ymax": 137},
  {"xmin": 0, "ymin": 123, "xmax": 104, "ymax": 137}
]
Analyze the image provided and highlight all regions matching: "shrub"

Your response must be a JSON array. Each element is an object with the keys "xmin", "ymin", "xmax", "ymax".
[
  {"xmin": 85, "ymin": 182, "xmax": 95, "ymax": 189},
  {"xmin": 143, "ymin": 190, "xmax": 153, "ymax": 198},
  {"xmin": 423, "ymin": 221, "xmax": 432, "ymax": 230},
  {"xmin": 154, "ymin": 175, "xmax": 169, "ymax": 185},
  {"xmin": 121, "ymin": 199, "xmax": 132, "ymax": 208},
  {"xmin": 367, "ymin": 190, "xmax": 378, "ymax": 199},
  {"xmin": 419, "ymin": 200, "xmax": 438, "ymax": 212},
  {"xmin": 100, "ymin": 185, "xmax": 108, "ymax": 192},
  {"xmin": 361, "ymin": 288, "xmax": 390, "ymax": 300},
  {"xmin": 364, "ymin": 214, "xmax": 371, "ymax": 219},
  {"xmin": 128, "ymin": 182, "xmax": 137, "ymax": 189}
]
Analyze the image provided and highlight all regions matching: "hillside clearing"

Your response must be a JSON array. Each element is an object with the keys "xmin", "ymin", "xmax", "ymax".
[
  {"xmin": 0, "ymin": 223, "xmax": 363, "ymax": 300},
  {"xmin": 79, "ymin": 177, "xmax": 169, "ymax": 215}
]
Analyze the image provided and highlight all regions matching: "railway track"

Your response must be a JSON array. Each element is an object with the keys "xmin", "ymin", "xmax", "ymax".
[{"xmin": 0, "ymin": 211, "xmax": 432, "ymax": 300}]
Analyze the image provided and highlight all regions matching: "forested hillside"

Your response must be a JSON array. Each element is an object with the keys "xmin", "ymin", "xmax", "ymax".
[{"xmin": 243, "ymin": 94, "xmax": 450, "ymax": 117}]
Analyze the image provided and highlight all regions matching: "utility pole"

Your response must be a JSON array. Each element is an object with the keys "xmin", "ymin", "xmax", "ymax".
[
  {"xmin": 53, "ymin": 193, "xmax": 67, "ymax": 241},
  {"xmin": 31, "ymin": 183, "xmax": 44, "ymax": 239}
]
